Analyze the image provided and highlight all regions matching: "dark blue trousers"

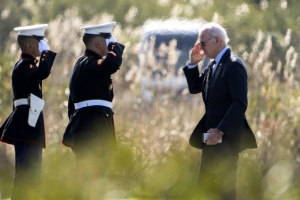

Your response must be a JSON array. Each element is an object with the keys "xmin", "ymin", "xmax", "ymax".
[
  {"xmin": 197, "ymin": 144, "xmax": 239, "ymax": 200},
  {"xmin": 12, "ymin": 141, "xmax": 42, "ymax": 200},
  {"xmin": 71, "ymin": 144, "xmax": 112, "ymax": 200}
]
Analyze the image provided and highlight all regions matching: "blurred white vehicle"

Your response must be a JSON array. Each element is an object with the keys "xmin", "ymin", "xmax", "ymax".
[{"xmin": 138, "ymin": 19, "xmax": 209, "ymax": 100}]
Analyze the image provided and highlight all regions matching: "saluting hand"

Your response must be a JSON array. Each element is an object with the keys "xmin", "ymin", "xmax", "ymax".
[
  {"xmin": 38, "ymin": 39, "xmax": 50, "ymax": 53},
  {"xmin": 106, "ymin": 36, "xmax": 118, "ymax": 47},
  {"xmin": 190, "ymin": 43, "xmax": 205, "ymax": 65}
]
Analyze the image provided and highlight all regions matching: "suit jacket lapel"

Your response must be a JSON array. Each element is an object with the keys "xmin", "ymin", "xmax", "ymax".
[{"xmin": 206, "ymin": 49, "xmax": 231, "ymax": 100}]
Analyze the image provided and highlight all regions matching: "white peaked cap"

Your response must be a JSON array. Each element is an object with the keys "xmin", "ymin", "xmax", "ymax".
[
  {"xmin": 80, "ymin": 22, "xmax": 116, "ymax": 35},
  {"xmin": 14, "ymin": 24, "xmax": 48, "ymax": 37}
]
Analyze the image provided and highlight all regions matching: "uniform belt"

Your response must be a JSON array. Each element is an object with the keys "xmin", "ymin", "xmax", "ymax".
[
  {"xmin": 14, "ymin": 98, "xmax": 29, "ymax": 107},
  {"xmin": 74, "ymin": 100, "xmax": 112, "ymax": 109}
]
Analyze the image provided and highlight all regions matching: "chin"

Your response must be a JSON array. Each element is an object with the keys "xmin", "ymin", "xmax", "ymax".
[{"xmin": 205, "ymin": 54, "xmax": 213, "ymax": 59}]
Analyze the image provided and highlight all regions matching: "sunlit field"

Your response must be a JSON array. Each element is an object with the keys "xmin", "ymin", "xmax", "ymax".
[{"xmin": 1, "ymin": 8, "xmax": 300, "ymax": 200}]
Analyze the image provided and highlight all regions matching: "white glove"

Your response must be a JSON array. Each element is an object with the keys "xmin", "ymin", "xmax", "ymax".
[
  {"xmin": 38, "ymin": 39, "xmax": 50, "ymax": 53},
  {"xmin": 106, "ymin": 36, "xmax": 118, "ymax": 47}
]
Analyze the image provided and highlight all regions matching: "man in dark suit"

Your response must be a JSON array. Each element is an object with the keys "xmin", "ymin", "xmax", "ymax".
[
  {"xmin": 62, "ymin": 22, "xmax": 125, "ymax": 200},
  {"xmin": 0, "ymin": 24, "xmax": 56, "ymax": 200},
  {"xmin": 183, "ymin": 22, "xmax": 257, "ymax": 199}
]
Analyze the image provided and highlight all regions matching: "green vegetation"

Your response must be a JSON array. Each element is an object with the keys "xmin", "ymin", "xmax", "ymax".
[{"xmin": 1, "ymin": 0, "xmax": 300, "ymax": 199}]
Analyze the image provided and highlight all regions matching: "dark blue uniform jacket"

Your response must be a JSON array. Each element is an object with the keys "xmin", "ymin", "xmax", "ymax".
[
  {"xmin": 63, "ymin": 43, "xmax": 125, "ymax": 148},
  {"xmin": 0, "ymin": 51, "xmax": 56, "ymax": 147}
]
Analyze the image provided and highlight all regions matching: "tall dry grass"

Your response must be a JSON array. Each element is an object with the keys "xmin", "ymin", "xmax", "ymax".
[{"xmin": 0, "ymin": 8, "xmax": 300, "ymax": 200}]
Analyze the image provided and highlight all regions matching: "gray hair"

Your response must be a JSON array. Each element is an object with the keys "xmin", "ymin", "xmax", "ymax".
[{"xmin": 199, "ymin": 22, "xmax": 230, "ymax": 44}]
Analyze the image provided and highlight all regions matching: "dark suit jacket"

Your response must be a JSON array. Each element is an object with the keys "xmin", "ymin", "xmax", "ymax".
[
  {"xmin": 63, "ymin": 44, "xmax": 125, "ymax": 148},
  {"xmin": 0, "ymin": 51, "xmax": 56, "ymax": 148},
  {"xmin": 183, "ymin": 48, "xmax": 257, "ymax": 153}
]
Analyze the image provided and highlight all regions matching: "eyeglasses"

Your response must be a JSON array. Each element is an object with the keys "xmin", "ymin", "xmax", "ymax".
[{"xmin": 199, "ymin": 36, "xmax": 215, "ymax": 47}]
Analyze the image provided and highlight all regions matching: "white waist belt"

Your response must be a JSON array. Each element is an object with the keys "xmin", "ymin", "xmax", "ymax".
[
  {"xmin": 14, "ymin": 98, "xmax": 28, "ymax": 107},
  {"xmin": 74, "ymin": 100, "xmax": 112, "ymax": 109}
]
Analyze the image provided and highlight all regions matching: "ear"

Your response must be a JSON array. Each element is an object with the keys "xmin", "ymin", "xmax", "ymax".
[
  {"xmin": 215, "ymin": 36, "xmax": 219, "ymax": 44},
  {"xmin": 95, "ymin": 39, "xmax": 101, "ymax": 48}
]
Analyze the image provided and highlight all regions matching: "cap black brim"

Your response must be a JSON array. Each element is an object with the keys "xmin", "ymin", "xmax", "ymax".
[
  {"xmin": 84, "ymin": 33, "xmax": 112, "ymax": 38},
  {"xmin": 32, "ymin": 35, "xmax": 44, "ymax": 40}
]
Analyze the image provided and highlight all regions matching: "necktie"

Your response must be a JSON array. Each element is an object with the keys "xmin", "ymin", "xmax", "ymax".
[{"xmin": 204, "ymin": 60, "xmax": 216, "ymax": 100}]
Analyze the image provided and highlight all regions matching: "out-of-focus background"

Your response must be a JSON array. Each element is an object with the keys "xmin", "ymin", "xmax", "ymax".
[{"xmin": 1, "ymin": 0, "xmax": 300, "ymax": 199}]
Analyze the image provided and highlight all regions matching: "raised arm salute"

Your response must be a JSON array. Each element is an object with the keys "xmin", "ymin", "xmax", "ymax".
[
  {"xmin": 0, "ymin": 24, "xmax": 56, "ymax": 200},
  {"xmin": 62, "ymin": 22, "xmax": 125, "ymax": 200},
  {"xmin": 183, "ymin": 22, "xmax": 257, "ymax": 200}
]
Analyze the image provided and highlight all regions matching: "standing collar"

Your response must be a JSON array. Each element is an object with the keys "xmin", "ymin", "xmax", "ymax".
[
  {"xmin": 84, "ymin": 49, "xmax": 102, "ymax": 59},
  {"xmin": 21, "ymin": 53, "xmax": 38, "ymax": 64}
]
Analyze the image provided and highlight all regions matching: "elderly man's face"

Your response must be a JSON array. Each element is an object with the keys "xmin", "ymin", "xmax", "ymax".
[{"xmin": 199, "ymin": 30, "xmax": 217, "ymax": 59}]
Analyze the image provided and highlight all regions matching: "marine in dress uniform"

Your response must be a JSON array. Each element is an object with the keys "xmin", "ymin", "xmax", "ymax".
[
  {"xmin": 0, "ymin": 24, "xmax": 56, "ymax": 200},
  {"xmin": 62, "ymin": 22, "xmax": 125, "ymax": 200}
]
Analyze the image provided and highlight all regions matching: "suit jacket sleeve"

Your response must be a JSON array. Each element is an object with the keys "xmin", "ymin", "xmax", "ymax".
[
  {"xmin": 217, "ymin": 62, "xmax": 248, "ymax": 135},
  {"xmin": 183, "ymin": 66, "xmax": 207, "ymax": 94}
]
